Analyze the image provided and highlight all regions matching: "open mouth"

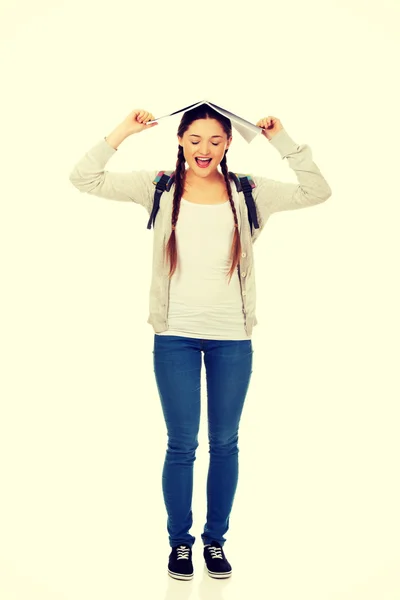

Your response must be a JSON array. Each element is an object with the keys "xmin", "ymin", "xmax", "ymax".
[{"xmin": 195, "ymin": 158, "xmax": 212, "ymax": 168}]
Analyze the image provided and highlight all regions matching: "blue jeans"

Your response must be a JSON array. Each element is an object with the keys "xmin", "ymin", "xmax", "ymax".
[{"xmin": 153, "ymin": 334, "xmax": 253, "ymax": 549}]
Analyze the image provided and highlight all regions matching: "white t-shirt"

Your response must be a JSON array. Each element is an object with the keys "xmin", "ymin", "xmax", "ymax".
[{"xmin": 156, "ymin": 197, "xmax": 251, "ymax": 340}]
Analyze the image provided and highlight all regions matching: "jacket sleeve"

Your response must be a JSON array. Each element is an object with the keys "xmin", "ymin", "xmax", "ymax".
[
  {"xmin": 252, "ymin": 129, "xmax": 332, "ymax": 221},
  {"xmin": 68, "ymin": 137, "xmax": 158, "ymax": 216}
]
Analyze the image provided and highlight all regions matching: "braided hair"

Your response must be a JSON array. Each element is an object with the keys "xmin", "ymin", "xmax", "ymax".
[{"xmin": 165, "ymin": 105, "xmax": 242, "ymax": 285}]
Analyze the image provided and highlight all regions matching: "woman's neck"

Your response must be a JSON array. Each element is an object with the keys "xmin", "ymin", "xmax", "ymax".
[{"xmin": 184, "ymin": 168, "xmax": 225, "ymax": 189}]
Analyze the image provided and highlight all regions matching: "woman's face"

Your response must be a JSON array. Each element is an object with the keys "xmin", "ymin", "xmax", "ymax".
[{"xmin": 178, "ymin": 118, "xmax": 232, "ymax": 182}]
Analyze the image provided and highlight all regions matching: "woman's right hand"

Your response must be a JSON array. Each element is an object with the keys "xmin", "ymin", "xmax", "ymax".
[{"xmin": 121, "ymin": 108, "xmax": 159, "ymax": 135}]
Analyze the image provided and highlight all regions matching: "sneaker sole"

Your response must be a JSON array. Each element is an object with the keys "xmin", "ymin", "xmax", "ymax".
[
  {"xmin": 168, "ymin": 568, "xmax": 194, "ymax": 581},
  {"xmin": 205, "ymin": 567, "xmax": 232, "ymax": 579}
]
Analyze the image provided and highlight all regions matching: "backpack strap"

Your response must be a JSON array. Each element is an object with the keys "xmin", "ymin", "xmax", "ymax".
[
  {"xmin": 229, "ymin": 172, "xmax": 259, "ymax": 233},
  {"xmin": 147, "ymin": 170, "xmax": 259, "ymax": 233},
  {"xmin": 147, "ymin": 171, "xmax": 175, "ymax": 230}
]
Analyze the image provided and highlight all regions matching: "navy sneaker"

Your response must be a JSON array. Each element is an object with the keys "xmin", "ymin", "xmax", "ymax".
[
  {"xmin": 168, "ymin": 544, "xmax": 194, "ymax": 580},
  {"xmin": 203, "ymin": 541, "xmax": 232, "ymax": 579}
]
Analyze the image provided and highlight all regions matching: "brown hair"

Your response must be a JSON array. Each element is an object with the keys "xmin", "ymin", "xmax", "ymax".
[{"xmin": 165, "ymin": 104, "xmax": 241, "ymax": 285}]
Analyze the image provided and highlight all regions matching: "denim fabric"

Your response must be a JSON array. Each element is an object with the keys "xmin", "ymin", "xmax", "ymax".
[{"xmin": 153, "ymin": 334, "xmax": 253, "ymax": 548}]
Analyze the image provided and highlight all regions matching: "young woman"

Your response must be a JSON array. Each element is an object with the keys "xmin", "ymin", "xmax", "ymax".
[{"xmin": 69, "ymin": 103, "xmax": 332, "ymax": 581}]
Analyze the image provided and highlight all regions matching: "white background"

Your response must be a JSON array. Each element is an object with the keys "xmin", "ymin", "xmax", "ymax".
[{"xmin": 1, "ymin": 0, "xmax": 399, "ymax": 599}]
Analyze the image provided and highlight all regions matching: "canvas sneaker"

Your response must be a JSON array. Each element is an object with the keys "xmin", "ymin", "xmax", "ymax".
[
  {"xmin": 168, "ymin": 544, "xmax": 194, "ymax": 580},
  {"xmin": 203, "ymin": 541, "xmax": 232, "ymax": 578}
]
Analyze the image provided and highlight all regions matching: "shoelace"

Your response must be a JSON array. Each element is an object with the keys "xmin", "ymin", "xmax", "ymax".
[
  {"xmin": 176, "ymin": 545, "xmax": 190, "ymax": 560},
  {"xmin": 207, "ymin": 545, "xmax": 223, "ymax": 559}
]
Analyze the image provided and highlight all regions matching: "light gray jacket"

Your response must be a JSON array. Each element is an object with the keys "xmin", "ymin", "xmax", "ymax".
[{"xmin": 69, "ymin": 128, "xmax": 332, "ymax": 336}]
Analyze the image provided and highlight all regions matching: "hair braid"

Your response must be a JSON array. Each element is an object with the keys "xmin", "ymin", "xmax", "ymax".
[
  {"xmin": 220, "ymin": 151, "xmax": 242, "ymax": 284},
  {"xmin": 165, "ymin": 145, "xmax": 185, "ymax": 276}
]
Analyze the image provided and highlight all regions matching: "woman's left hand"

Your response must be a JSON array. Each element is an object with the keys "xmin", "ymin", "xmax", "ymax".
[{"xmin": 256, "ymin": 116, "xmax": 283, "ymax": 140}]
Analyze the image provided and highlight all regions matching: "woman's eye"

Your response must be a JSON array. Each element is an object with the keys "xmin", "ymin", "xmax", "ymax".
[{"xmin": 191, "ymin": 142, "xmax": 219, "ymax": 146}]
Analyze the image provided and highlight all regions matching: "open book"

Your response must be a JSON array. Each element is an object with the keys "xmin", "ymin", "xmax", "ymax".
[{"xmin": 147, "ymin": 100, "xmax": 263, "ymax": 144}]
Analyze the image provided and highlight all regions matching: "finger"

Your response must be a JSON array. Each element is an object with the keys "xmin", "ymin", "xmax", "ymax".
[{"xmin": 138, "ymin": 110, "xmax": 149, "ymax": 122}]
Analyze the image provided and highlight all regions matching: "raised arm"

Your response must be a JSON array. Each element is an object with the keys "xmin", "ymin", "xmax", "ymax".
[{"xmin": 68, "ymin": 109, "xmax": 159, "ymax": 215}]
